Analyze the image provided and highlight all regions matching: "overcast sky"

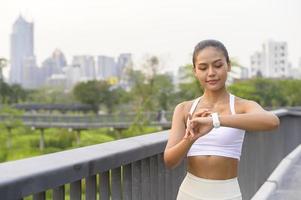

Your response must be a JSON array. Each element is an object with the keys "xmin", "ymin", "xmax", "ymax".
[{"xmin": 0, "ymin": 0, "xmax": 300, "ymax": 76}]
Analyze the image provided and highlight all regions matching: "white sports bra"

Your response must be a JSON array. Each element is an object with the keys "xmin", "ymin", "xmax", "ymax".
[{"xmin": 186, "ymin": 94, "xmax": 246, "ymax": 160}]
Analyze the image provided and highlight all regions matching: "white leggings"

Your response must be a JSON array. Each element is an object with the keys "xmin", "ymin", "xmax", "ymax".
[{"xmin": 177, "ymin": 172, "xmax": 242, "ymax": 200}]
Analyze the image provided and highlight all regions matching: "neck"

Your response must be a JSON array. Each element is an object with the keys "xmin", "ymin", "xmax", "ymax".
[{"xmin": 202, "ymin": 88, "xmax": 229, "ymax": 106}]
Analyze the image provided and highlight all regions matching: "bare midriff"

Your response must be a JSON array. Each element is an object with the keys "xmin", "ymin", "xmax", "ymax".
[{"xmin": 187, "ymin": 155, "xmax": 238, "ymax": 180}]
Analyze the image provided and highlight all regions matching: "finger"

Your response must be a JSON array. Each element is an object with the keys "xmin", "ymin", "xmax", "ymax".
[
  {"xmin": 190, "ymin": 118, "xmax": 202, "ymax": 124},
  {"xmin": 186, "ymin": 129, "xmax": 193, "ymax": 138},
  {"xmin": 203, "ymin": 111, "xmax": 213, "ymax": 117},
  {"xmin": 187, "ymin": 124, "xmax": 195, "ymax": 137},
  {"xmin": 193, "ymin": 109, "xmax": 210, "ymax": 118}
]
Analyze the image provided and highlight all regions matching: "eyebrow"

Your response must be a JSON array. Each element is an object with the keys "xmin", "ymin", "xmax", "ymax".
[{"xmin": 197, "ymin": 59, "xmax": 223, "ymax": 66}]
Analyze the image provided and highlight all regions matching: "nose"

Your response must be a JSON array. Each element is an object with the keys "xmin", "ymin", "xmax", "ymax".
[{"xmin": 208, "ymin": 66, "xmax": 216, "ymax": 76}]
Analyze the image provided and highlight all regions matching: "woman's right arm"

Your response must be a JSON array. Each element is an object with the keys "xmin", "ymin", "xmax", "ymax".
[{"xmin": 163, "ymin": 102, "xmax": 194, "ymax": 169}]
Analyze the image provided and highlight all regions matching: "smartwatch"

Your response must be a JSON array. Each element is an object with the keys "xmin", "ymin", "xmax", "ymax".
[{"xmin": 211, "ymin": 112, "xmax": 220, "ymax": 128}]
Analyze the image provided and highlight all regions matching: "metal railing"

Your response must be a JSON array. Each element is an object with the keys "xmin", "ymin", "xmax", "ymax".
[
  {"xmin": 0, "ymin": 109, "xmax": 300, "ymax": 200},
  {"xmin": 0, "ymin": 131, "xmax": 185, "ymax": 200}
]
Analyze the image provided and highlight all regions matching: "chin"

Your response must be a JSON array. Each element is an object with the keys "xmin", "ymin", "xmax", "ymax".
[{"xmin": 205, "ymin": 85, "xmax": 224, "ymax": 91}]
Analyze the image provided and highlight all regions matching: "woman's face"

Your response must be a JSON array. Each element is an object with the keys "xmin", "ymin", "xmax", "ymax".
[{"xmin": 193, "ymin": 46, "xmax": 230, "ymax": 91}]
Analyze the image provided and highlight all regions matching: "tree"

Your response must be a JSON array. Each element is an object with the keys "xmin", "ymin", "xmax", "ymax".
[
  {"xmin": 229, "ymin": 78, "xmax": 301, "ymax": 108},
  {"xmin": 73, "ymin": 80, "xmax": 111, "ymax": 113},
  {"xmin": 176, "ymin": 64, "xmax": 203, "ymax": 101},
  {"xmin": 152, "ymin": 74, "xmax": 175, "ymax": 110}
]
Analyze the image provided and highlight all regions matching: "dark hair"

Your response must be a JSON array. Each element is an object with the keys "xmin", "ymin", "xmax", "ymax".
[{"xmin": 192, "ymin": 39, "xmax": 230, "ymax": 68}]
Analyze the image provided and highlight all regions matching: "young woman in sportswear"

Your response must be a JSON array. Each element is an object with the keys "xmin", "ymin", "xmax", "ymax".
[{"xmin": 163, "ymin": 39, "xmax": 280, "ymax": 200}]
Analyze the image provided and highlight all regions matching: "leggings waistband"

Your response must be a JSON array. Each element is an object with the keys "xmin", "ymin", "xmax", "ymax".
[
  {"xmin": 177, "ymin": 172, "xmax": 242, "ymax": 199},
  {"xmin": 187, "ymin": 172, "xmax": 238, "ymax": 183}
]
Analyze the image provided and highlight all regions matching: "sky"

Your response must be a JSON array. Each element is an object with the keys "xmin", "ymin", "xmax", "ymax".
[{"xmin": 0, "ymin": 0, "xmax": 300, "ymax": 77}]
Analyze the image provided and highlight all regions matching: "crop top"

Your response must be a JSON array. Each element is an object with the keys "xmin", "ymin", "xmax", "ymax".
[{"xmin": 186, "ymin": 94, "xmax": 246, "ymax": 160}]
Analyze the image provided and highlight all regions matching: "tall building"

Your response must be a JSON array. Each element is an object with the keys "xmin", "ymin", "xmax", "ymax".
[
  {"xmin": 116, "ymin": 53, "xmax": 132, "ymax": 78},
  {"xmin": 250, "ymin": 40, "xmax": 289, "ymax": 78},
  {"xmin": 22, "ymin": 56, "xmax": 40, "ymax": 89},
  {"xmin": 72, "ymin": 56, "xmax": 96, "ymax": 81},
  {"xmin": 250, "ymin": 52, "xmax": 265, "ymax": 77},
  {"xmin": 62, "ymin": 65, "xmax": 81, "ymax": 90},
  {"xmin": 40, "ymin": 49, "xmax": 67, "ymax": 84},
  {"xmin": 10, "ymin": 15, "xmax": 34, "ymax": 85},
  {"xmin": 96, "ymin": 56, "xmax": 116, "ymax": 80},
  {"xmin": 52, "ymin": 49, "xmax": 67, "ymax": 71}
]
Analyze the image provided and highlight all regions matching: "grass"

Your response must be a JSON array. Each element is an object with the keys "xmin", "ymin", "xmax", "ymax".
[
  {"xmin": 0, "ymin": 124, "xmax": 162, "ymax": 163},
  {"xmin": 0, "ymin": 126, "xmax": 116, "ymax": 163}
]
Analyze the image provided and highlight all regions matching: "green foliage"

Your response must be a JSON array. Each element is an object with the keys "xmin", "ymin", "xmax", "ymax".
[
  {"xmin": 73, "ymin": 80, "xmax": 112, "ymax": 113},
  {"xmin": 176, "ymin": 64, "xmax": 203, "ymax": 101},
  {"xmin": 27, "ymin": 86, "xmax": 75, "ymax": 104},
  {"xmin": 127, "ymin": 66, "xmax": 176, "ymax": 112},
  {"xmin": 0, "ymin": 82, "xmax": 28, "ymax": 104},
  {"xmin": 229, "ymin": 78, "xmax": 301, "ymax": 107},
  {"xmin": 77, "ymin": 130, "xmax": 115, "ymax": 147},
  {"xmin": 0, "ymin": 127, "xmax": 115, "ymax": 163},
  {"xmin": 0, "ymin": 104, "xmax": 24, "ymax": 115},
  {"xmin": 121, "ymin": 124, "xmax": 161, "ymax": 138}
]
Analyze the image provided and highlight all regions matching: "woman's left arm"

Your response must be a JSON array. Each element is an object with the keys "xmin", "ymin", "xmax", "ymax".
[{"xmin": 219, "ymin": 100, "xmax": 280, "ymax": 132}]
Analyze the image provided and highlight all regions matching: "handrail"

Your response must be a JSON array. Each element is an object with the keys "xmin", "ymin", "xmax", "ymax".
[
  {"xmin": 0, "ymin": 108, "xmax": 300, "ymax": 200},
  {"xmin": 0, "ymin": 131, "xmax": 170, "ymax": 199}
]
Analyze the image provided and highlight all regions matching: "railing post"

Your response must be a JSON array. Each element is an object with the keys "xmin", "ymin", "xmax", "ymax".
[
  {"xmin": 70, "ymin": 180, "xmax": 81, "ymax": 200},
  {"xmin": 157, "ymin": 153, "xmax": 166, "ymax": 200},
  {"xmin": 141, "ymin": 158, "xmax": 151, "ymax": 200},
  {"xmin": 86, "ymin": 175, "xmax": 97, "ymax": 200},
  {"xmin": 53, "ymin": 185, "xmax": 65, "ymax": 200},
  {"xmin": 111, "ymin": 167, "xmax": 122, "ymax": 200},
  {"xmin": 122, "ymin": 164, "xmax": 132, "ymax": 200},
  {"xmin": 150, "ymin": 155, "xmax": 158, "ymax": 200},
  {"xmin": 99, "ymin": 171, "xmax": 110, "ymax": 200},
  {"xmin": 132, "ymin": 160, "xmax": 142, "ymax": 200},
  {"xmin": 33, "ymin": 191, "xmax": 45, "ymax": 200}
]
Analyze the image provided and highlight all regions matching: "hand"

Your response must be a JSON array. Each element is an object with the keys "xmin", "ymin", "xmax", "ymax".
[{"xmin": 184, "ymin": 109, "xmax": 213, "ymax": 142}]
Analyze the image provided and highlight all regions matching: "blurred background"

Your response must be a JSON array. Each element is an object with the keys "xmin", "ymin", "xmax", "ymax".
[{"xmin": 0, "ymin": 0, "xmax": 300, "ymax": 163}]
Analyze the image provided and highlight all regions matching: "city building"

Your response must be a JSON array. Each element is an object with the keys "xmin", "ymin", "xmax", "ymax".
[
  {"xmin": 51, "ymin": 49, "xmax": 67, "ymax": 72},
  {"xmin": 72, "ymin": 56, "xmax": 96, "ymax": 80},
  {"xmin": 22, "ymin": 56, "xmax": 40, "ymax": 89},
  {"xmin": 62, "ymin": 65, "xmax": 81, "ymax": 90},
  {"xmin": 10, "ymin": 15, "xmax": 34, "ymax": 85},
  {"xmin": 40, "ymin": 49, "xmax": 67, "ymax": 86},
  {"xmin": 250, "ymin": 40, "xmax": 289, "ymax": 78},
  {"xmin": 116, "ymin": 53, "xmax": 132, "ymax": 78},
  {"xmin": 96, "ymin": 56, "xmax": 116, "ymax": 80},
  {"xmin": 46, "ymin": 74, "xmax": 67, "ymax": 88}
]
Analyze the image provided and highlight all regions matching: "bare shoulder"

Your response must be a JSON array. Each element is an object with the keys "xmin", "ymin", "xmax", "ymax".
[
  {"xmin": 234, "ymin": 96, "xmax": 264, "ymax": 114},
  {"xmin": 173, "ymin": 99, "xmax": 195, "ymax": 122}
]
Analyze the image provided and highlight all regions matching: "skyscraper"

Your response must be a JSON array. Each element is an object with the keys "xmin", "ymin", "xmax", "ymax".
[
  {"xmin": 97, "ymin": 55, "xmax": 116, "ymax": 80},
  {"xmin": 10, "ymin": 15, "xmax": 34, "ymax": 85}
]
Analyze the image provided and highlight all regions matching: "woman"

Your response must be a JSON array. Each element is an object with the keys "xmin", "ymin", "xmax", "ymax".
[{"xmin": 163, "ymin": 39, "xmax": 280, "ymax": 200}]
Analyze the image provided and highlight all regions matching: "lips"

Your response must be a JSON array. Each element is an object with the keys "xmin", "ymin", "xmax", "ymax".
[{"xmin": 206, "ymin": 80, "xmax": 219, "ymax": 85}]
